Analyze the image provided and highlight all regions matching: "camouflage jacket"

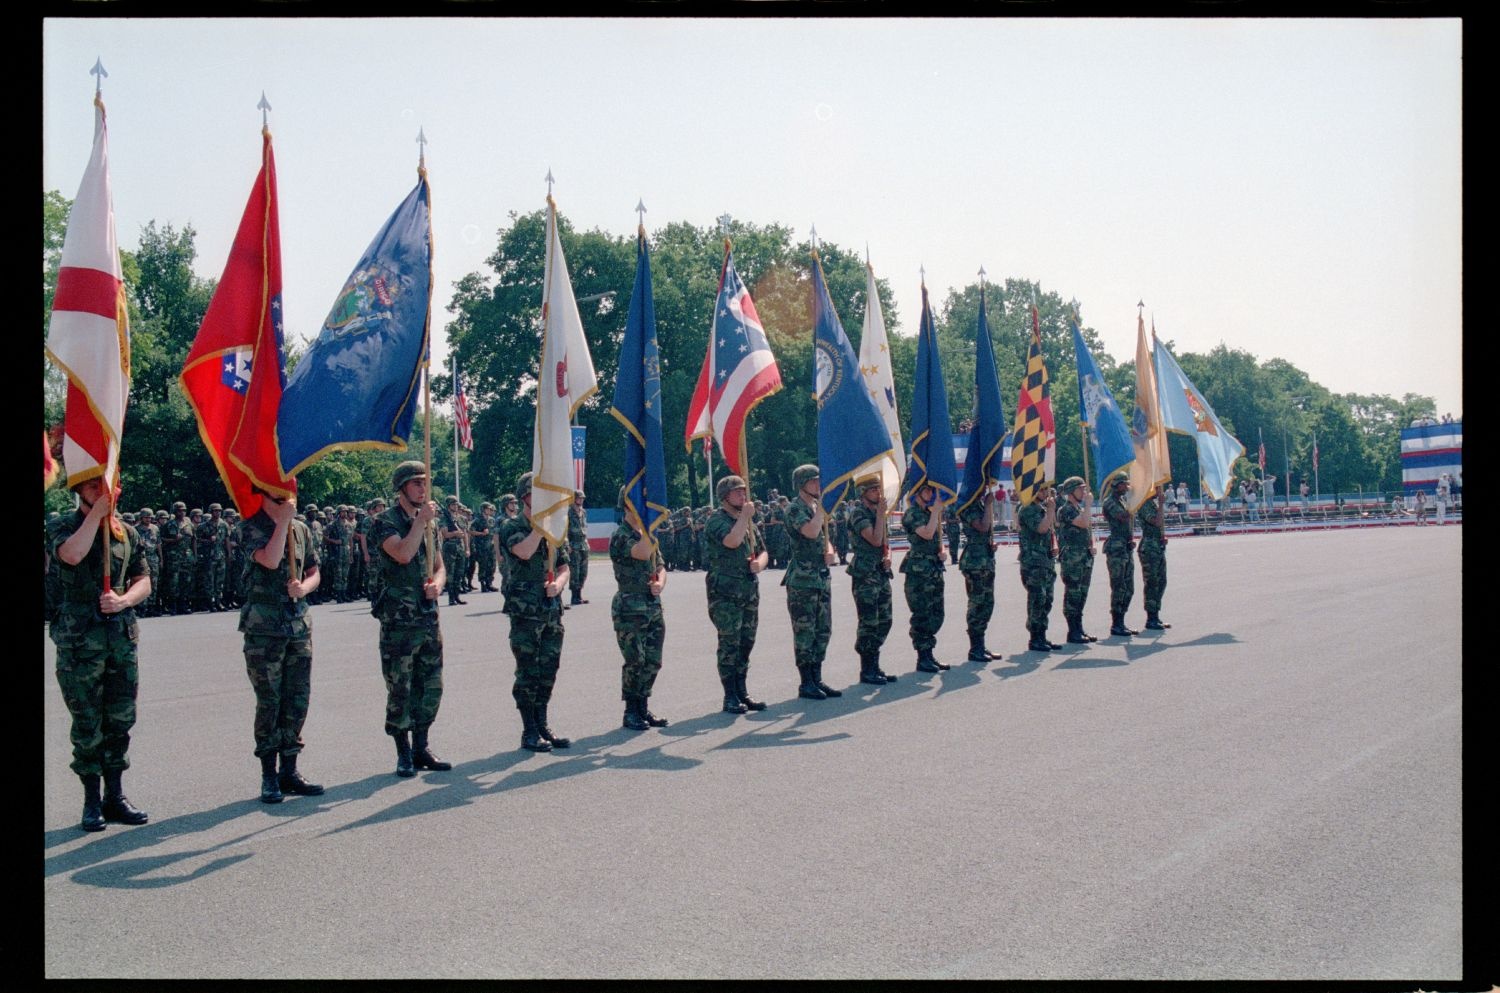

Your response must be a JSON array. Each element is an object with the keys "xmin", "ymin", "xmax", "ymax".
[
  {"xmin": 238, "ymin": 510, "xmax": 319, "ymax": 639},
  {"xmin": 957, "ymin": 500, "xmax": 996, "ymax": 573},
  {"xmin": 47, "ymin": 513, "xmax": 146, "ymax": 642},
  {"xmin": 1102, "ymin": 492, "xmax": 1135, "ymax": 555},
  {"xmin": 369, "ymin": 504, "xmax": 439, "ymax": 627},
  {"xmin": 783, "ymin": 498, "xmax": 830, "ymax": 591},
  {"xmin": 500, "ymin": 515, "xmax": 571, "ymax": 617},
  {"xmin": 846, "ymin": 501, "xmax": 891, "ymax": 580},
  {"xmin": 703, "ymin": 508, "xmax": 761, "ymax": 600},
  {"xmin": 1017, "ymin": 502, "xmax": 1056, "ymax": 569},
  {"xmin": 1056, "ymin": 499, "xmax": 1095, "ymax": 574},
  {"xmin": 900, "ymin": 503, "xmax": 944, "ymax": 575},
  {"xmin": 1138, "ymin": 494, "xmax": 1167, "ymax": 550},
  {"xmin": 609, "ymin": 523, "xmax": 658, "ymax": 607}
]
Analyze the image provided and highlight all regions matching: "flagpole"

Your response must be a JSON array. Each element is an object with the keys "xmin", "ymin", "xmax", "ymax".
[
  {"xmin": 452, "ymin": 353, "xmax": 460, "ymax": 504},
  {"xmin": 1313, "ymin": 430, "xmax": 1320, "ymax": 509},
  {"xmin": 420, "ymin": 134, "xmax": 435, "ymax": 580}
]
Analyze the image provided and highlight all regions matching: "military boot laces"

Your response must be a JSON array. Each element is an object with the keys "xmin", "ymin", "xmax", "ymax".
[
  {"xmin": 279, "ymin": 753, "xmax": 325, "ymax": 795},
  {"xmin": 80, "ymin": 774, "xmax": 106, "ymax": 832},
  {"xmin": 101, "ymin": 770, "xmax": 149, "ymax": 824}
]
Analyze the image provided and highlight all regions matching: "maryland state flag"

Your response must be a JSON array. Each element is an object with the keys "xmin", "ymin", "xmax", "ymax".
[
  {"xmin": 1009, "ymin": 297, "xmax": 1056, "ymax": 505},
  {"xmin": 181, "ymin": 127, "xmax": 295, "ymax": 518}
]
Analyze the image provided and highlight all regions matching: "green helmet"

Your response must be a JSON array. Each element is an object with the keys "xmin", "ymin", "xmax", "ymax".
[
  {"xmin": 1059, "ymin": 476, "xmax": 1086, "ymax": 496},
  {"xmin": 716, "ymin": 474, "xmax": 747, "ymax": 502},
  {"xmin": 122, "ymin": 512, "xmax": 136, "ymax": 524},
  {"xmin": 515, "ymin": 472, "xmax": 534, "ymax": 501},
  {"xmin": 392, "ymin": 460, "xmax": 427, "ymax": 491},
  {"xmin": 855, "ymin": 473, "xmax": 882, "ymax": 494},
  {"xmin": 190, "ymin": 507, "xmax": 202, "ymax": 517},
  {"xmin": 499, "ymin": 493, "xmax": 517, "ymax": 509},
  {"xmin": 156, "ymin": 510, "xmax": 169, "ymax": 521},
  {"xmin": 209, "ymin": 502, "xmax": 223, "ymax": 513},
  {"xmin": 481, "ymin": 501, "xmax": 495, "ymax": 511},
  {"xmin": 792, "ymin": 464, "xmax": 820, "ymax": 491},
  {"xmin": 139, "ymin": 506, "xmax": 153, "ymax": 517},
  {"xmin": 445, "ymin": 495, "xmax": 459, "ymax": 505},
  {"xmin": 1110, "ymin": 475, "xmax": 1130, "ymax": 489},
  {"xmin": 172, "ymin": 501, "xmax": 186, "ymax": 512}
]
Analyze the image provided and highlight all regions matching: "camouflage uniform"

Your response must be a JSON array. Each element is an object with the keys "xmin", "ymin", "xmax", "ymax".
[
  {"xmin": 359, "ymin": 504, "xmax": 385, "ymax": 605},
  {"xmin": 306, "ymin": 515, "xmax": 325, "ymax": 603},
  {"xmin": 703, "ymin": 506, "xmax": 762, "ymax": 686},
  {"xmin": 370, "ymin": 503, "xmax": 444, "ymax": 738},
  {"xmin": 1102, "ymin": 485, "xmax": 1137, "ymax": 627},
  {"xmin": 900, "ymin": 500, "xmax": 946, "ymax": 664},
  {"xmin": 201, "ymin": 511, "xmax": 231, "ymax": 610},
  {"xmin": 1138, "ymin": 492, "xmax": 1169, "ymax": 625},
  {"xmin": 783, "ymin": 494, "xmax": 834, "ymax": 694},
  {"xmin": 161, "ymin": 509, "xmax": 194, "ymax": 613},
  {"xmin": 609, "ymin": 522, "xmax": 664, "ymax": 705},
  {"xmin": 1017, "ymin": 498, "xmax": 1058, "ymax": 646},
  {"xmin": 471, "ymin": 507, "xmax": 496, "ymax": 592},
  {"xmin": 238, "ymin": 509, "xmax": 320, "ymax": 762},
  {"xmin": 846, "ymin": 493, "xmax": 897, "ymax": 683},
  {"xmin": 136, "ymin": 512, "xmax": 161, "ymax": 617},
  {"xmin": 944, "ymin": 505, "xmax": 962, "ymax": 565},
  {"xmin": 1056, "ymin": 488, "xmax": 1096, "ymax": 639},
  {"xmin": 499, "ymin": 507, "xmax": 573, "ymax": 749},
  {"xmin": 323, "ymin": 512, "xmax": 348, "ymax": 602},
  {"xmin": 567, "ymin": 501, "xmax": 590, "ymax": 603},
  {"xmin": 440, "ymin": 501, "xmax": 467, "ymax": 604},
  {"xmin": 831, "ymin": 502, "xmax": 850, "ymax": 564},
  {"xmin": 958, "ymin": 498, "xmax": 999, "ymax": 658}
]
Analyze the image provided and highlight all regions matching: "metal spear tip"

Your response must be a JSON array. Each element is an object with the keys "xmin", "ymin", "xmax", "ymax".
[
  {"xmin": 91, "ymin": 58, "xmax": 107, "ymax": 80},
  {"xmin": 1137, "ymin": 298, "xmax": 1145, "ymax": 309},
  {"xmin": 545, "ymin": 168, "xmax": 555, "ymax": 195},
  {"xmin": 635, "ymin": 198, "xmax": 647, "ymax": 216},
  {"xmin": 978, "ymin": 265, "xmax": 987, "ymax": 281},
  {"xmin": 258, "ymin": 92, "xmax": 272, "ymax": 112},
  {"xmin": 416, "ymin": 127, "xmax": 428, "ymax": 147}
]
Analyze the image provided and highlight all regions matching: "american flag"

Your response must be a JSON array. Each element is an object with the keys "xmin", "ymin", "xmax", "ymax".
[
  {"xmin": 684, "ymin": 248, "xmax": 782, "ymax": 476},
  {"xmin": 454, "ymin": 367, "xmax": 473, "ymax": 450}
]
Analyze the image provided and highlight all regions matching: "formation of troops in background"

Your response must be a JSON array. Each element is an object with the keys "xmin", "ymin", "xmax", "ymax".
[{"xmin": 46, "ymin": 457, "xmax": 1175, "ymax": 833}]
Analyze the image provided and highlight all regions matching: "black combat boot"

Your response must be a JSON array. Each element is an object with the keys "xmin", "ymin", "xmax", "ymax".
[
  {"xmin": 813, "ymin": 660, "xmax": 842, "ymax": 697},
  {"xmin": 623, "ymin": 696, "xmax": 649, "ymax": 731},
  {"xmin": 101, "ymin": 769, "xmax": 149, "ymax": 824},
  {"xmin": 735, "ymin": 673, "xmax": 767, "ymax": 711},
  {"xmin": 259, "ymin": 753, "xmax": 284, "ymax": 803},
  {"xmin": 1027, "ymin": 629, "xmax": 1053, "ymax": 652},
  {"xmin": 1046, "ymin": 631, "xmax": 1066, "ymax": 650},
  {"xmin": 278, "ymin": 752, "xmax": 325, "ymax": 795},
  {"xmin": 721, "ymin": 676, "xmax": 748, "ymax": 714},
  {"xmin": 520, "ymin": 704, "xmax": 553, "ymax": 752},
  {"xmin": 1144, "ymin": 612, "xmax": 1171, "ymax": 630},
  {"xmin": 968, "ymin": 635, "xmax": 993, "ymax": 662},
  {"xmin": 393, "ymin": 730, "xmax": 416, "ymax": 776},
  {"xmin": 536, "ymin": 703, "xmax": 571, "ymax": 749},
  {"xmin": 411, "ymin": 726, "xmax": 452, "ymax": 771},
  {"xmin": 570, "ymin": 590, "xmax": 586, "ymax": 606},
  {"xmin": 797, "ymin": 663, "xmax": 827, "ymax": 699},
  {"xmin": 915, "ymin": 649, "xmax": 943, "ymax": 673},
  {"xmin": 79, "ymin": 774, "xmax": 106, "ymax": 832},
  {"xmin": 641, "ymin": 696, "xmax": 669, "ymax": 727},
  {"xmin": 1110, "ymin": 612, "xmax": 1137, "ymax": 637},
  {"xmin": 1066, "ymin": 618, "xmax": 1091, "ymax": 645},
  {"xmin": 859, "ymin": 653, "xmax": 888, "ymax": 685}
]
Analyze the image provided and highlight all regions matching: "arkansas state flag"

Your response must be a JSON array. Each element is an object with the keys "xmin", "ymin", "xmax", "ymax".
[{"xmin": 181, "ymin": 127, "xmax": 295, "ymax": 518}]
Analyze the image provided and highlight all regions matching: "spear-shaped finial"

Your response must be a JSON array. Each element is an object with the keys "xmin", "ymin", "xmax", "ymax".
[
  {"xmin": 545, "ymin": 168, "xmax": 555, "ymax": 198},
  {"xmin": 978, "ymin": 264, "xmax": 987, "ymax": 286},
  {"xmin": 635, "ymin": 198, "xmax": 647, "ymax": 227},
  {"xmin": 258, "ymin": 92, "xmax": 271, "ymax": 128},
  {"xmin": 716, "ymin": 212, "xmax": 732, "ymax": 235},
  {"xmin": 1070, "ymin": 297, "xmax": 1081, "ymax": 324},
  {"xmin": 865, "ymin": 242, "xmax": 870, "ymax": 266},
  {"xmin": 919, "ymin": 264, "xmax": 926, "ymax": 287},
  {"xmin": 416, "ymin": 127, "xmax": 427, "ymax": 169},
  {"xmin": 809, "ymin": 223, "xmax": 819, "ymax": 252},
  {"xmin": 1137, "ymin": 298, "xmax": 1145, "ymax": 312},
  {"xmin": 91, "ymin": 58, "xmax": 107, "ymax": 96}
]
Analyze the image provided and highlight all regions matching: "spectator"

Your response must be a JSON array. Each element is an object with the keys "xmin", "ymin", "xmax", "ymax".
[{"xmin": 1435, "ymin": 474, "xmax": 1450, "ymax": 525}]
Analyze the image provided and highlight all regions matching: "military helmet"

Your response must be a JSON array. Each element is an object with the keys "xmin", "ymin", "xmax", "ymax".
[
  {"xmin": 209, "ymin": 502, "xmax": 223, "ymax": 512},
  {"xmin": 139, "ymin": 506, "xmax": 153, "ymax": 517},
  {"xmin": 617, "ymin": 485, "xmax": 631, "ymax": 513},
  {"xmin": 855, "ymin": 472, "xmax": 882, "ymax": 494},
  {"xmin": 515, "ymin": 472, "xmax": 535, "ymax": 501},
  {"xmin": 1059, "ymin": 476, "xmax": 1086, "ymax": 496},
  {"xmin": 156, "ymin": 510, "xmax": 169, "ymax": 521},
  {"xmin": 574, "ymin": 489, "xmax": 585, "ymax": 500},
  {"xmin": 190, "ymin": 507, "xmax": 202, "ymax": 516},
  {"xmin": 445, "ymin": 495, "xmax": 459, "ymax": 505},
  {"xmin": 716, "ymin": 474, "xmax": 747, "ymax": 502},
  {"xmin": 499, "ymin": 492, "xmax": 517, "ymax": 508},
  {"xmin": 392, "ymin": 460, "xmax": 428, "ymax": 491},
  {"xmin": 792, "ymin": 464, "xmax": 821, "ymax": 491},
  {"xmin": 122, "ymin": 512, "xmax": 136, "ymax": 524},
  {"xmin": 481, "ymin": 501, "xmax": 495, "ymax": 511},
  {"xmin": 172, "ymin": 501, "xmax": 186, "ymax": 512}
]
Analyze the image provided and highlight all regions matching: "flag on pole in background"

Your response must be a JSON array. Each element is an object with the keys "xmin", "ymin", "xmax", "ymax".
[
  {"xmin": 902, "ymin": 280, "xmax": 957, "ymax": 506},
  {"xmin": 1010, "ymin": 297, "xmax": 1056, "ymax": 505},
  {"xmin": 276, "ymin": 172, "xmax": 432, "ymax": 476},
  {"xmin": 45, "ymin": 94, "xmax": 130, "ymax": 498},
  {"xmin": 857, "ymin": 257, "xmax": 903, "ymax": 506},
  {"xmin": 1152, "ymin": 332, "xmax": 1244, "ymax": 500},
  {"xmin": 609, "ymin": 226, "xmax": 669, "ymax": 548},
  {"xmin": 685, "ymin": 245, "xmax": 782, "ymax": 477},
  {"xmin": 812, "ymin": 250, "xmax": 894, "ymax": 511},
  {"xmin": 1123, "ymin": 313, "xmax": 1171, "ymax": 511},
  {"xmin": 1312, "ymin": 435, "xmax": 1319, "ymax": 473},
  {"xmin": 1258, "ymin": 429, "xmax": 1266, "ymax": 474},
  {"xmin": 530, "ymin": 195, "xmax": 598, "ymax": 546},
  {"xmin": 1072, "ymin": 312, "xmax": 1134, "ymax": 495},
  {"xmin": 572, "ymin": 426, "xmax": 587, "ymax": 492},
  {"xmin": 181, "ymin": 127, "xmax": 294, "ymax": 519},
  {"xmin": 956, "ymin": 283, "xmax": 1008, "ymax": 512},
  {"xmin": 454, "ymin": 366, "xmax": 473, "ymax": 451}
]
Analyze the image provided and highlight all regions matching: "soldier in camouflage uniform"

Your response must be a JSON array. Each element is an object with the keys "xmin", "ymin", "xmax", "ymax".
[
  {"xmin": 370, "ymin": 462, "xmax": 452, "ymax": 777},
  {"xmin": 610, "ymin": 486, "xmax": 669, "ymax": 731},
  {"xmin": 238, "ymin": 491, "xmax": 325, "ymax": 803},
  {"xmin": 439, "ymin": 495, "xmax": 468, "ymax": 606},
  {"xmin": 831, "ymin": 499, "xmax": 850, "ymax": 565},
  {"xmin": 161, "ymin": 501, "xmax": 194, "ymax": 614},
  {"xmin": 49, "ymin": 477, "xmax": 152, "ymax": 832},
  {"xmin": 958, "ymin": 487, "xmax": 1003, "ymax": 662},
  {"xmin": 499, "ymin": 472, "xmax": 574, "ymax": 752},
  {"xmin": 136, "ymin": 506, "xmax": 160, "ymax": 617},
  {"xmin": 784, "ymin": 465, "xmax": 842, "ymax": 699},
  {"xmin": 496, "ymin": 494, "xmax": 519, "ymax": 595},
  {"xmin": 223, "ymin": 509, "xmax": 244, "ymax": 609},
  {"xmin": 305, "ymin": 509, "xmax": 326, "ymax": 605},
  {"xmin": 206, "ymin": 504, "xmax": 232, "ymax": 611},
  {"xmin": 704, "ymin": 475, "xmax": 770, "ymax": 714},
  {"xmin": 471, "ymin": 501, "xmax": 497, "ymax": 592},
  {"xmin": 846, "ymin": 474, "xmax": 897, "ymax": 684},
  {"xmin": 322, "ymin": 505, "xmax": 347, "ymax": 603},
  {"xmin": 1138, "ymin": 488, "xmax": 1171, "ymax": 630},
  {"xmin": 346, "ymin": 506, "xmax": 366, "ymax": 600},
  {"xmin": 1101, "ymin": 476, "xmax": 1139, "ymax": 637},
  {"xmin": 189, "ymin": 507, "xmax": 212, "ymax": 611},
  {"xmin": 901, "ymin": 483, "xmax": 950, "ymax": 673},
  {"xmin": 944, "ymin": 503, "xmax": 962, "ymax": 566},
  {"xmin": 1017, "ymin": 481, "xmax": 1063, "ymax": 652},
  {"xmin": 1056, "ymin": 476, "xmax": 1100, "ymax": 644},
  {"xmin": 360, "ymin": 498, "xmax": 388, "ymax": 606},
  {"xmin": 766, "ymin": 496, "xmax": 789, "ymax": 569},
  {"xmin": 567, "ymin": 490, "xmax": 590, "ymax": 605}
]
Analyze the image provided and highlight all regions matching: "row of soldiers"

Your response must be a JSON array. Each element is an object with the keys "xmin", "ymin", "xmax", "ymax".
[{"xmin": 656, "ymin": 493, "xmax": 860, "ymax": 572}]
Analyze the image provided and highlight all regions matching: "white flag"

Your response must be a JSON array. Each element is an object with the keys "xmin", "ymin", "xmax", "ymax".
[
  {"xmin": 1125, "ymin": 312, "xmax": 1172, "ymax": 511},
  {"xmin": 531, "ymin": 197, "xmax": 598, "ymax": 546},
  {"xmin": 857, "ymin": 260, "xmax": 903, "ymax": 505}
]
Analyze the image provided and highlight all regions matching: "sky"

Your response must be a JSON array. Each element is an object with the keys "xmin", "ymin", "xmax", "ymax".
[{"xmin": 43, "ymin": 16, "xmax": 1463, "ymax": 417}]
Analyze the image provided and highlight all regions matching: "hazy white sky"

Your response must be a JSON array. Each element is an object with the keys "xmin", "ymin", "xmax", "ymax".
[{"xmin": 43, "ymin": 16, "xmax": 1462, "ymax": 415}]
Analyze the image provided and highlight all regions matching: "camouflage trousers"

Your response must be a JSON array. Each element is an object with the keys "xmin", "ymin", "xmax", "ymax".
[
  {"xmin": 508, "ymin": 609, "xmax": 564, "ymax": 708},
  {"xmin": 379, "ymin": 622, "xmax": 444, "ymax": 735},
  {"xmin": 851, "ymin": 571, "xmax": 893, "ymax": 656},
  {"xmin": 1060, "ymin": 556, "xmax": 1094, "ymax": 623},
  {"xmin": 243, "ymin": 633, "xmax": 312, "ymax": 758},
  {"xmin": 903, "ymin": 569, "xmax": 945, "ymax": 651},
  {"xmin": 143, "ymin": 558, "xmax": 161, "ymax": 613},
  {"xmin": 164, "ymin": 560, "xmax": 193, "ymax": 604},
  {"xmin": 1105, "ymin": 548, "xmax": 1135, "ymax": 615},
  {"xmin": 1019, "ymin": 563, "xmax": 1057, "ymax": 635},
  {"xmin": 366, "ymin": 561, "xmax": 385, "ymax": 605},
  {"xmin": 569, "ymin": 548, "xmax": 589, "ymax": 594},
  {"xmin": 474, "ymin": 546, "xmax": 496, "ymax": 588},
  {"xmin": 1140, "ymin": 545, "xmax": 1167, "ymax": 613},
  {"xmin": 707, "ymin": 592, "xmax": 758, "ymax": 680},
  {"xmin": 328, "ymin": 554, "xmax": 350, "ymax": 601},
  {"xmin": 443, "ymin": 544, "xmax": 467, "ymax": 598},
  {"xmin": 612, "ymin": 597, "xmax": 664, "ymax": 699},
  {"xmin": 960, "ymin": 564, "xmax": 996, "ymax": 640},
  {"xmin": 51, "ymin": 613, "xmax": 139, "ymax": 776},
  {"xmin": 787, "ymin": 586, "xmax": 831, "ymax": 667}
]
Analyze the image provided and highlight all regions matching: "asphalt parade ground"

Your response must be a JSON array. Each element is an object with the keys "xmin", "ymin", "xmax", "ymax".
[{"xmin": 42, "ymin": 525, "xmax": 1465, "ymax": 981}]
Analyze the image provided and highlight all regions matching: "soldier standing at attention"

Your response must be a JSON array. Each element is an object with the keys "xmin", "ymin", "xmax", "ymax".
[
  {"xmin": 136, "ymin": 506, "xmax": 160, "ymax": 617},
  {"xmin": 1138, "ymin": 487, "xmax": 1171, "ymax": 631},
  {"xmin": 1057, "ymin": 476, "xmax": 1100, "ymax": 645},
  {"xmin": 239, "ymin": 490, "xmax": 325, "ymax": 804},
  {"xmin": 831, "ymin": 499, "xmax": 850, "ymax": 565},
  {"xmin": 784, "ymin": 464, "xmax": 841, "ymax": 700},
  {"xmin": 206, "ymin": 503, "xmax": 231, "ymax": 611},
  {"xmin": 361, "ymin": 498, "xmax": 387, "ymax": 606},
  {"xmin": 704, "ymin": 475, "xmax": 769, "ymax": 714},
  {"xmin": 567, "ymin": 490, "xmax": 590, "ymax": 606},
  {"xmin": 49, "ymin": 477, "xmax": 152, "ymax": 832},
  {"xmin": 610, "ymin": 486, "xmax": 669, "ymax": 731},
  {"xmin": 440, "ymin": 495, "xmax": 467, "ymax": 606},
  {"xmin": 1102, "ymin": 476, "xmax": 1138, "ymax": 637},
  {"xmin": 498, "ymin": 472, "xmax": 573, "ymax": 753},
  {"xmin": 472, "ymin": 501, "xmax": 497, "ymax": 593},
  {"xmin": 162, "ymin": 500, "xmax": 193, "ymax": 614},
  {"xmin": 305, "ymin": 509, "xmax": 326, "ymax": 604},
  {"xmin": 1018, "ymin": 481, "xmax": 1063, "ymax": 653},
  {"xmin": 958, "ymin": 487, "xmax": 1003, "ymax": 663},
  {"xmin": 322, "ymin": 505, "xmax": 347, "ymax": 604},
  {"xmin": 337, "ymin": 505, "xmax": 358, "ymax": 601},
  {"xmin": 191, "ymin": 507, "xmax": 212, "ymax": 611},
  {"xmin": 496, "ymin": 494, "xmax": 519, "ymax": 597},
  {"xmin": 944, "ymin": 503, "xmax": 962, "ymax": 566},
  {"xmin": 846, "ymin": 473, "xmax": 897, "ymax": 685},
  {"xmin": 370, "ymin": 461, "xmax": 452, "ymax": 778},
  {"xmin": 901, "ymin": 483, "xmax": 950, "ymax": 673}
]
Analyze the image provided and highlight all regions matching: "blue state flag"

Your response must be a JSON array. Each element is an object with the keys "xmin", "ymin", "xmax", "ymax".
[
  {"xmin": 956, "ymin": 285, "xmax": 1007, "ymax": 511},
  {"xmin": 1072, "ymin": 314, "xmax": 1134, "ymax": 494},
  {"xmin": 902, "ymin": 282, "xmax": 957, "ymax": 505},
  {"xmin": 1153, "ymin": 333, "xmax": 1244, "ymax": 500},
  {"xmin": 812, "ymin": 253, "xmax": 894, "ymax": 512},
  {"xmin": 277, "ymin": 173, "xmax": 432, "ymax": 477},
  {"xmin": 609, "ymin": 227, "xmax": 669, "ymax": 549}
]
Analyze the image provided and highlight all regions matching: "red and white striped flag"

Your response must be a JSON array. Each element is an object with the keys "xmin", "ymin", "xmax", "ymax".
[
  {"xmin": 454, "ymin": 368, "xmax": 473, "ymax": 450},
  {"xmin": 45, "ymin": 94, "xmax": 130, "ymax": 495}
]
